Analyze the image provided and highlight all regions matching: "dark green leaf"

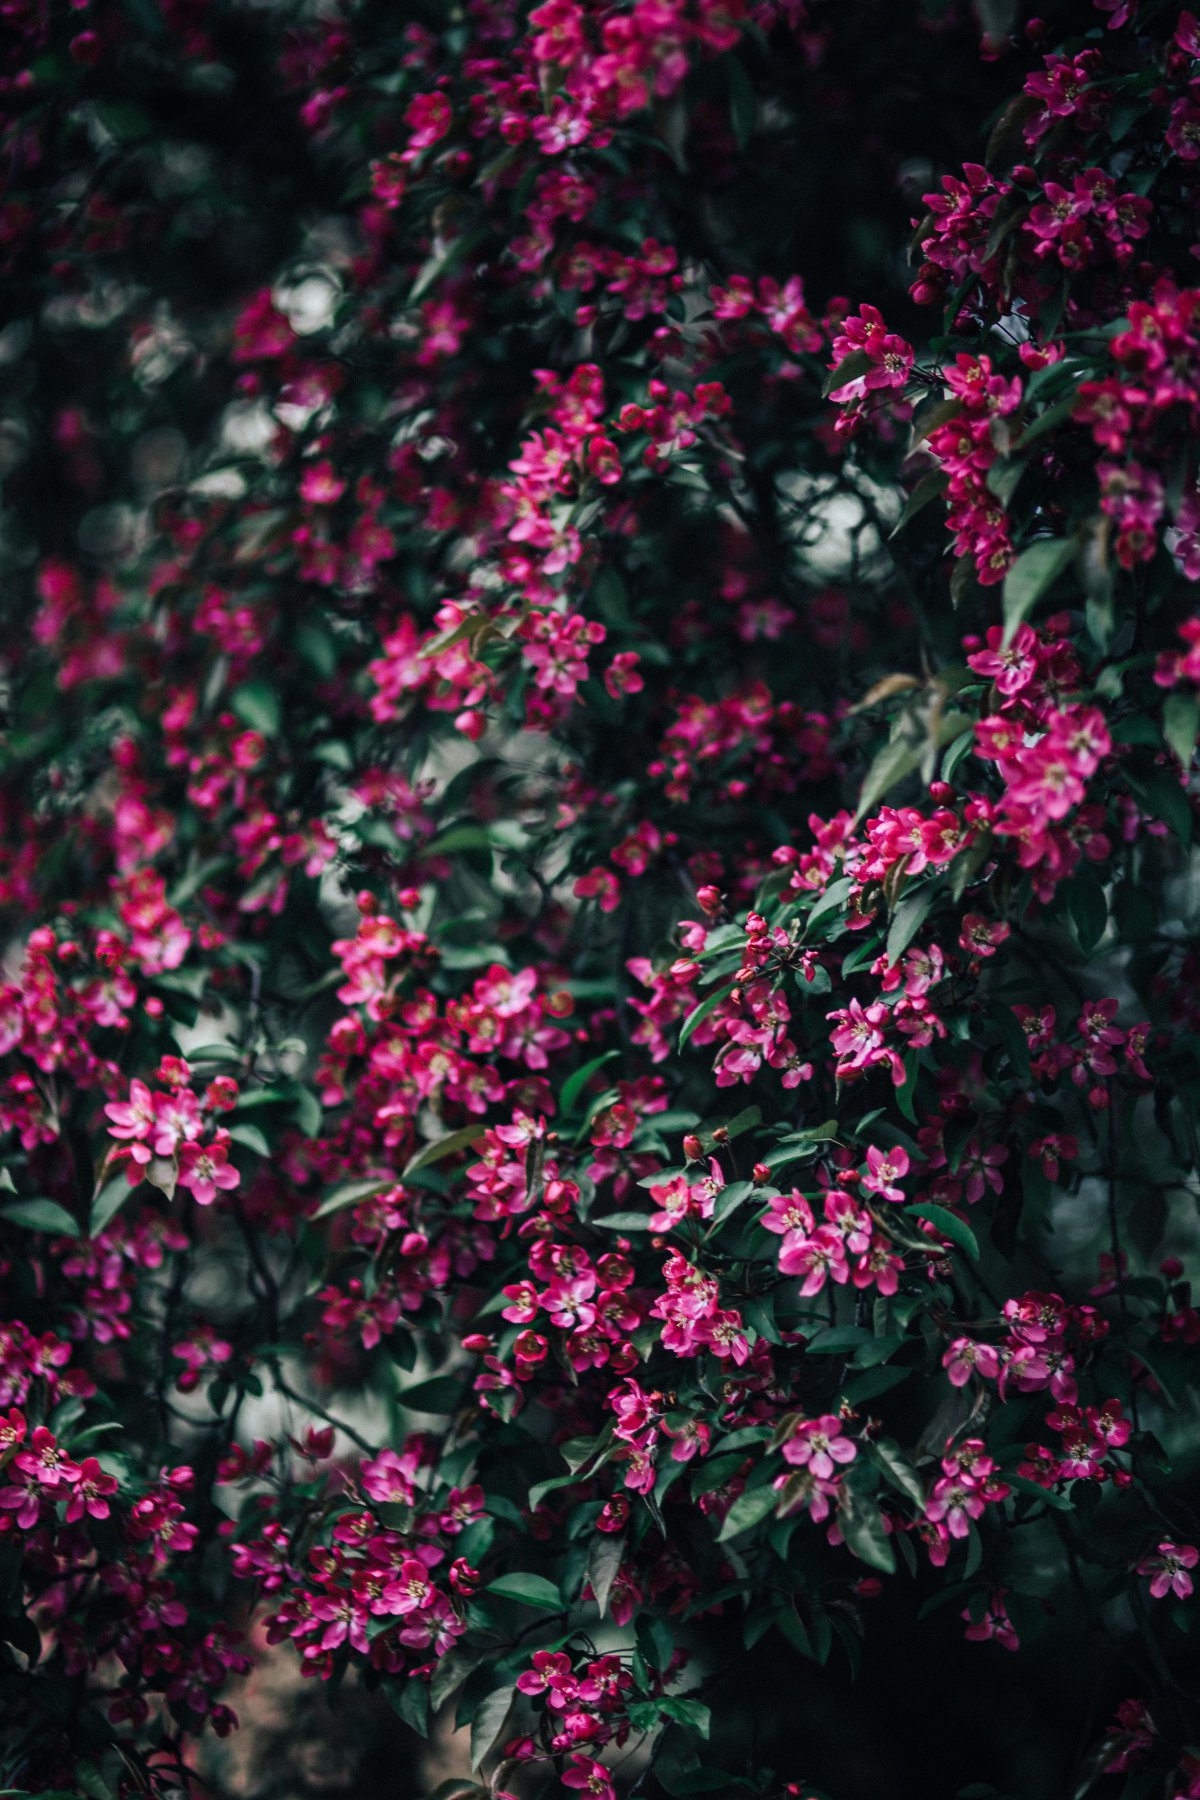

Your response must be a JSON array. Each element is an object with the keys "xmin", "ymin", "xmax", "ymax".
[
  {"xmin": 1065, "ymin": 870, "xmax": 1108, "ymax": 955},
  {"xmin": 716, "ymin": 1482, "xmax": 777, "ymax": 1542},
  {"xmin": 889, "ymin": 469, "xmax": 949, "ymax": 539},
  {"xmin": 905, "ymin": 1202, "xmax": 980, "ymax": 1261},
  {"xmin": 88, "ymin": 1178, "xmax": 133, "ymax": 1237},
  {"xmin": 314, "ymin": 1177, "xmax": 393, "ymax": 1220},
  {"xmin": 1163, "ymin": 690, "xmax": 1200, "ymax": 769},
  {"xmin": 870, "ymin": 1438, "xmax": 926, "ymax": 1509},
  {"xmin": 838, "ymin": 1491, "xmax": 896, "ymax": 1574},
  {"xmin": 587, "ymin": 1531, "xmax": 625, "ymax": 1617},
  {"xmin": 400, "ymin": 1374, "xmax": 464, "ymax": 1414},
  {"xmin": 1001, "ymin": 537, "xmax": 1074, "ymax": 646},
  {"xmin": 1128, "ymin": 768, "xmax": 1192, "ymax": 845},
  {"xmin": 0, "ymin": 1198, "xmax": 78, "ymax": 1237},
  {"xmin": 886, "ymin": 889, "xmax": 936, "ymax": 964},
  {"xmin": 468, "ymin": 1684, "xmax": 514, "ymax": 1773},
  {"xmin": 727, "ymin": 56, "xmax": 757, "ymax": 149},
  {"xmin": 231, "ymin": 680, "xmax": 282, "ymax": 736},
  {"xmin": 483, "ymin": 1572, "xmax": 563, "ymax": 1611},
  {"xmin": 855, "ymin": 734, "xmax": 922, "ymax": 824},
  {"xmin": 823, "ymin": 348, "xmax": 874, "ymax": 397},
  {"xmin": 559, "ymin": 1051, "xmax": 621, "ymax": 1117},
  {"xmin": 403, "ymin": 1125, "xmax": 483, "ymax": 1177}
]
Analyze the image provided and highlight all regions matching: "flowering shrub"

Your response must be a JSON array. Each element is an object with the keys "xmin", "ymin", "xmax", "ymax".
[{"xmin": 1, "ymin": 1, "xmax": 1200, "ymax": 1796}]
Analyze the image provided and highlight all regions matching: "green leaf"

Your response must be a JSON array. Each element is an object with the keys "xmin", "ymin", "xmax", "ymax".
[
  {"xmin": 559, "ymin": 1050, "xmax": 621, "ymax": 1117},
  {"xmin": 430, "ymin": 1646, "xmax": 487, "ymax": 1715},
  {"xmin": 910, "ymin": 394, "xmax": 962, "ymax": 446},
  {"xmin": 1001, "ymin": 537, "xmax": 1074, "ymax": 646},
  {"xmin": 468, "ymin": 1684, "xmax": 514, "ymax": 1774},
  {"xmin": 89, "ymin": 1178, "xmax": 133, "ymax": 1237},
  {"xmin": 389, "ymin": 1676, "xmax": 430, "ymax": 1737},
  {"xmin": 842, "ymin": 1365, "xmax": 912, "ymax": 1405},
  {"xmin": 710, "ymin": 1179, "xmax": 754, "ymax": 1226},
  {"xmin": 95, "ymin": 101, "xmax": 154, "ymax": 141},
  {"xmin": 870, "ymin": 1438, "xmax": 926, "ymax": 1509},
  {"xmin": 727, "ymin": 55, "xmax": 757, "ymax": 149},
  {"xmin": 854, "ymin": 734, "xmax": 922, "ymax": 824},
  {"xmin": 1127, "ymin": 768, "xmax": 1192, "ymax": 845},
  {"xmin": 637, "ymin": 1613, "xmax": 675, "ymax": 1673},
  {"xmin": 988, "ymin": 1003, "xmax": 1031, "ymax": 1084},
  {"xmin": 886, "ymin": 889, "xmax": 936, "ymax": 964},
  {"xmin": 231, "ymin": 680, "xmax": 282, "ymax": 736},
  {"xmin": 313, "ymin": 1177, "xmax": 394, "ymax": 1221},
  {"xmin": 399, "ymin": 1374, "xmax": 463, "ymax": 1414},
  {"xmin": 0, "ymin": 1198, "xmax": 78, "ymax": 1236},
  {"xmin": 412, "ymin": 228, "xmax": 489, "ymax": 306},
  {"xmin": 760, "ymin": 1119, "xmax": 839, "ymax": 1173},
  {"xmin": 803, "ymin": 875, "xmax": 853, "ymax": 939},
  {"xmin": 1012, "ymin": 390, "xmax": 1078, "ymax": 450},
  {"xmin": 896, "ymin": 1051, "xmax": 920, "ymax": 1125},
  {"xmin": 905, "ymin": 1202, "xmax": 980, "ymax": 1261},
  {"xmin": 1065, "ymin": 870, "xmax": 1108, "ymax": 955},
  {"xmin": 716, "ymin": 1481, "xmax": 777, "ymax": 1542},
  {"xmin": 659, "ymin": 1696, "xmax": 712, "ymax": 1739},
  {"xmin": 678, "ymin": 982, "xmax": 735, "ymax": 1051},
  {"xmin": 403, "ymin": 1125, "xmax": 483, "ymax": 1177},
  {"xmin": 838, "ymin": 1490, "xmax": 896, "ymax": 1574},
  {"xmin": 593, "ymin": 1210, "xmax": 653, "ymax": 1231},
  {"xmin": 698, "ymin": 1106, "xmax": 761, "ymax": 1150},
  {"xmin": 227, "ymin": 1121, "xmax": 271, "ymax": 1158},
  {"xmin": 1005, "ymin": 1473, "xmax": 1073, "ymax": 1511},
  {"xmin": 986, "ymin": 456, "xmax": 1029, "ymax": 507},
  {"xmin": 528, "ymin": 1432, "xmax": 614, "ymax": 1510},
  {"xmin": 889, "ymin": 469, "xmax": 949, "ymax": 539},
  {"xmin": 1163, "ymin": 690, "xmax": 1200, "ymax": 769},
  {"xmin": 823, "ymin": 348, "xmax": 874, "ymax": 398},
  {"xmin": 804, "ymin": 1325, "xmax": 872, "ymax": 1355},
  {"xmin": 483, "ymin": 1572, "xmax": 563, "ymax": 1611},
  {"xmin": 587, "ymin": 1531, "xmax": 625, "ymax": 1617}
]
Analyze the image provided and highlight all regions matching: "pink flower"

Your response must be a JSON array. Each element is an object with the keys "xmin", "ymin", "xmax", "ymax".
[
  {"xmin": 63, "ymin": 1456, "xmax": 119, "ymax": 1522},
  {"xmin": 563, "ymin": 1756, "xmax": 616, "ymax": 1798},
  {"xmin": 177, "ymin": 1135, "xmax": 241, "ymax": 1206},
  {"xmin": 927, "ymin": 1474, "xmax": 985, "ymax": 1538},
  {"xmin": 942, "ymin": 1338, "xmax": 1001, "ymax": 1387},
  {"xmin": 104, "ymin": 1078, "xmax": 155, "ymax": 1143},
  {"xmin": 782, "ymin": 1414, "xmax": 857, "ymax": 1479},
  {"xmin": 861, "ymin": 1143, "xmax": 910, "ymax": 1202},
  {"xmin": 392, "ymin": 1558, "xmax": 436, "ymax": 1614},
  {"xmin": 963, "ymin": 1590, "xmax": 1020, "ymax": 1650},
  {"xmin": 778, "ymin": 1224, "xmax": 849, "ymax": 1294},
  {"xmin": 360, "ymin": 1449, "xmax": 415, "ymax": 1505},
  {"xmin": 958, "ymin": 914, "xmax": 1010, "ymax": 958},
  {"xmin": 15, "ymin": 1426, "xmax": 79, "ymax": 1489},
  {"xmin": 1138, "ymin": 1541, "xmax": 1198, "ymax": 1600}
]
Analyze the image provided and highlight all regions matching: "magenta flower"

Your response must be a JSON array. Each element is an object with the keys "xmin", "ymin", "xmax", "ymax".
[
  {"xmin": 782, "ymin": 1414, "xmax": 857, "ymax": 1479},
  {"xmin": 1138, "ymin": 1542, "xmax": 1198, "ymax": 1600},
  {"xmin": 861, "ymin": 1143, "xmax": 910, "ymax": 1201},
  {"xmin": 176, "ymin": 1136, "xmax": 241, "ymax": 1206},
  {"xmin": 562, "ymin": 1756, "xmax": 616, "ymax": 1799}
]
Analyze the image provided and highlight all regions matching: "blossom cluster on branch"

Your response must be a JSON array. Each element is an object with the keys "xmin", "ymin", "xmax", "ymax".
[{"xmin": 0, "ymin": 1, "xmax": 1199, "ymax": 1797}]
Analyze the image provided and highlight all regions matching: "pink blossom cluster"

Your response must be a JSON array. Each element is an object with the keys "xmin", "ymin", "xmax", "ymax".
[{"xmin": 236, "ymin": 1440, "xmax": 481, "ymax": 1681}]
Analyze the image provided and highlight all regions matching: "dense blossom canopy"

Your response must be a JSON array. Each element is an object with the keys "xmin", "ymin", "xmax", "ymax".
[{"xmin": 1, "ymin": 0, "xmax": 1199, "ymax": 1796}]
